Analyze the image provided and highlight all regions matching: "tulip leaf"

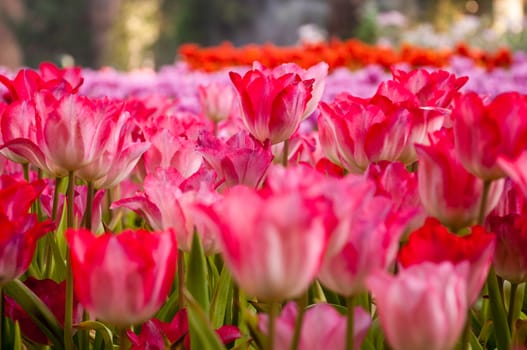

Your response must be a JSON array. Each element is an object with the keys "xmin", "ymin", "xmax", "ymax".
[
  {"xmin": 13, "ymin": 322, "xmax": 22, "ymax": 350},
  {"xmin": 210, "ymin": 264, "xmax": 233, "ymax": 328},
  {"xmin": 74, "ymin": 320, "xmax": 114, "ymax": 349},
  {"xmin": 4, "ymin": 279, "xmax": 65, "ymax": 350},
  {"xmin": 184, "ymin": 289, "xmax": 226, "ymax": 350},
  {"xmin": 187, "ymin": 233, "xmax": 210, "ymax": 314}
]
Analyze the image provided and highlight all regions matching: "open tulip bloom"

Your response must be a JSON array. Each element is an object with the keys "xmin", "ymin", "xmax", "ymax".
[{"xmin": 1, "ymin": 55, "xmax": 527, "ymax": 350}]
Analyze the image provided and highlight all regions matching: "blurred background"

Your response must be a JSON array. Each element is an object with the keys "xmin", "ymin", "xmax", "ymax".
[{"xmin": 0, "ymin": 0, "xmax": 525, "ymax": 70}]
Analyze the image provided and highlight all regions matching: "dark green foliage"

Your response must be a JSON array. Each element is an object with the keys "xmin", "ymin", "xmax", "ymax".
[{"xmin": 5, "ymin": 0, "xmax": 94, "ymax": 68}]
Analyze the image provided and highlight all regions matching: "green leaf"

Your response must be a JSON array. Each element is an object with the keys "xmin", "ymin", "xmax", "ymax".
[
  {"xmin": 210, "ymin": 264, "xmax": 233, "ymax": 328},
  {"xmin": 187, "ymin": 233, "xmax": 210, "ymax": 314},
  {"xmin": 12, "ymin": 321, "xmax": 22, "ymax": 350},
  {"xmin": 74, "ymin": 320, "xmax": 114, "ymax": 349},
  {"xmin": 184, "ymin": 289, "xmax": 226, "ymax": 350},
  {"xmin": 4, "ymin": 279, "xmax": 65, "ymax": 350}
]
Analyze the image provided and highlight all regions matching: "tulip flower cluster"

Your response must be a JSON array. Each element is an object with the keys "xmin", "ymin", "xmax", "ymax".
[
  {"xmin": 178, "ymin": 40, "xmax": 512, "ymax": 72},
  {"xmin": 1, "ymin": 54, "xmax": 527, "ymax": 350}
]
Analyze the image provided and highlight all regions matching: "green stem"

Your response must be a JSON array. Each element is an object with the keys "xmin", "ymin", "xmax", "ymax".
[
  {"xmin": 487, "ymin": 267, "xmax": 511, "ymax": 350},
  {"xmin": 508, "ymin": 283, "xmax": 519, "ymax": 331},
  {"xmin": 460, "ymin": 311, "xmax": 471, "ymax": 350},
  {"xmin": 232, "ymin": 283, "xmax": 240, "ymax": 327},
  {"xmin": 4, "ymin": 279, "xmax": 64, "ymax": 349},
  {"xmin": 22, "ymin": 163, "xmax": 29, "ymax": 182},
  {"xmin": 64, "ymin": 171, "xmax": 76, "ymax": 350},
  {"xmin": 119, "ymin": 327, "xmax": 129, "ymax": 350},
  {"xmin": 282, "ymin": 139, "xmax": 289, "ymax": 167},
  {"xmin": 267, "ymin": 301, "xmax": 279, "ymax": 350},
  {"xmin": 289, "ymin": 292, "xmax": 308, "ymax": 350},
  {"xmin": 178, "ymin": 251, "xmax": 185, "ymax": 309},
  {"xmin": 82, "ymin": 182, "xmax": 94, "ymax": 231},
  {"xmin": 346, "ymin": 296, "xmax": 355, "ymax": 350},
  {"xmin": 477, "ymin": 180, "xmax": 491, "ymax": 226},
  {"xmin": 66, "ymin": 171, "xmax": 75, "ymax": 229}
]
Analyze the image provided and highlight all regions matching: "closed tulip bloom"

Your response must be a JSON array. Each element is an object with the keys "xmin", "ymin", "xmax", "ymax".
[
  {"xmin": 416, "ymin": 129, "xmax": 504, "ymax": 231},
  {"xmin": 367, "ymin": 262, "xmax": 469, "ymax": 350},
  {"xmin": 66, "ymin": 228, "xmax": 178, "ymax": 327},
  {"xmin": 229, "ymin": 66, "xmax": 314, "ymax": 145},
  {"xmin": 259, "ymin": 302, "xmax": 371, "ymax": 350},
  {"xmin": 453, "ymin": 92, "xmax": 527, "ymax": 180},
  {"xmin": 203, "ymin": 186, "xmax": 330, "ymax": 301},
  {"xmin": 198, "ymin": 82, "xmax": 236, "ymax": 123}
]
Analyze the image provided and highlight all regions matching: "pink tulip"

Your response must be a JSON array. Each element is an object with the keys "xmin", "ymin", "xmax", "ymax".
[
  {"xmin": 202, "ymin": 185, "xmax": 330, "ymax": 301},
  {"xmin": 0, "ymin": 100, "xmax": 38, "ymax": 164},
  {"xmin": 253, "ymin": 61, "xmax": 328, "ymax": 119},
  {"xmin": 0, "ymin": 176, "xmax": 54, "ymax": 285},
  {"xmin": 317, "ymin": 194, "xmax": 409, "ymax": 296},
  {"xmin": 398, "ymin": 217, "xmax": 495, "ymax": 304},
  {"xmin": 453, "ymin": 92, "xmax": 527, "ymax": 180},
  {"xmin": 389, "ymin": 68, "xmax": 468, "ymax": 108},
  {"xmin": 66, "ymin": 228, "xmax": 177, "ymax": 326},
  {"xmin": 112, "ymin": 168, "xmax": 221, "ymax": 254},
  {"xmin": 318, "ymin": 93, "xmax": 412, "ymax": 173},
  {"xmin": 367, "ymin": 262, "xmax": 469, "ymax": 350},
  {"xmin": 259, "ymin": 302, "xmax": 371, "ymax": 350},
  {"xmin": 197, "ymin": 130, "xmax": 273, "ymax": 189},
  {"xmin": 198, "ymin": 82, "xmax": 236, "ymax": 123},
  {"xmin": 2, "ymin": 93, "xmax": 127, "ymax": 177},
  {"xmin": 72, "ymin": 102, "xmax": 149, "ymax": 188},
  {"xmin": 229, "ymin": 66, "xmax": 314, "ymax": 145},
  {"xmin": 365, "ymin": 161, "xmax": 425, "ymax": 232},
  {"xmin": 415, "ymin": 129, "xmax": 503, "ymax": 231}
]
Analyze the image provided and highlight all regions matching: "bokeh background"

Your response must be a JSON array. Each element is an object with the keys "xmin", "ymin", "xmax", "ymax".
[{"xmin": 0, "ymin": 0, "xmax": 525, "ymax": 70}]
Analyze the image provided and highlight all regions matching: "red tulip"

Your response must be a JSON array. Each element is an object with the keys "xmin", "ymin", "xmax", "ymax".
[
  {"xmin": 66, "ymin": 228, "xmax": 177, "ymax": 326},
  {"xmin": 0, "ymin": 176, "xmax": 53, "ymax": 285}
]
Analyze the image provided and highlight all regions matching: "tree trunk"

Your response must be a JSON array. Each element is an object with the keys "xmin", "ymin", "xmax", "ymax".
[
  {"xmin": 0, "ymin": 0, "xmax": 24, "ymax": 68},
  {"xmin": 327, "ymin": 0, "xmax": 365, "ymax": 39}
]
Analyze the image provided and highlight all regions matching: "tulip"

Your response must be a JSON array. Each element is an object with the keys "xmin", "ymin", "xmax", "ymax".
[
  {"xmin": 0, "ymin": 176, "xmax": 54, "ymax": 285},
  {"xmin": 112, "ymin": 167, "xmax": 220, "ymax": 254},
  {"xmin": 66, "ymin": 228, "xmax": 178, "ymax": 326},
  {"xmin": 229, "ymin": 65, "xmax": 314, "ymax": 145},
  {"xmin": 318, "ymin": 194, "xmax": 409, "ymax": 296},
  {"xmin": 415, "ymin": 129, "xmax": 503, "ymax": 231},
  {"xmin": 198, "ymin": 82, "xmax": 236, "ymax": 123},
  {"xmin": 4, "ymin": 277, "xmax": 82, "ymax": 344},
  {"xmin": 259, "ymin": 302, "xmax": 371, "ymax": 350},
  {"xmin": 367, "ymin": 262, "xmax": 469, "ymax": 350},
  {"xmin": 253, "ymin": 61, "xmax": 328, "ymax": 120},
  {"xmin": 197, "ymin": 130, "xmax": 273, "ymax": 189},
  {"xmin": 318, "ymin": 93, "xmax": 412, "ymax": 173},
  {"xmin": 202, "ymin": 185, "xmax": 330, "ymax": 301},
  {"xmin": 453, "ymin": 92, "xmax": 527, "ymax": 180},
  {"xmin": 398, "ymin": 217, "xmax": 495, "ymax": 304}
]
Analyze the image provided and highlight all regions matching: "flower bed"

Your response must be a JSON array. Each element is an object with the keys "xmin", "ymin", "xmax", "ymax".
[{"xmin": 0, "ymin": 50, "xmax": 527, "ymax": 349}]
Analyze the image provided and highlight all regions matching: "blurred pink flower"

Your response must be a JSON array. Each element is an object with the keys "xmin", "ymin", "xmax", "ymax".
[
  {"xmin": 259, "ymin": 301, "xmax": 370, "ymax": 350},
  {"xmin": 367, "ymin": 262, "xmax": 469, "ymax": 350}
]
